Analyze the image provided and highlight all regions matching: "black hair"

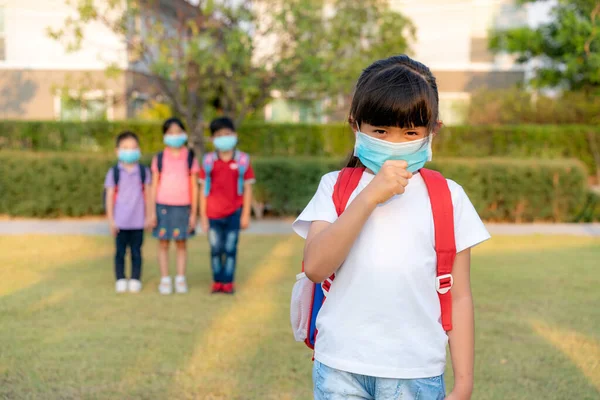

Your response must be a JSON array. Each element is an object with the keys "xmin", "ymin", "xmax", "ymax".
[
  {"xmin": 346, "ymin": 55, "xmax": 439, "ymax": 168},
  {"xmin": 115, "ymin": 131, "xmax": 139, "ymax": 147},
  {"xmin": 162, "ymin": 117, "xmax": 186, "ymax": 135},
  {"xmin": 209, "ymin": 116, "xmax": 235, "ymax": 136}
]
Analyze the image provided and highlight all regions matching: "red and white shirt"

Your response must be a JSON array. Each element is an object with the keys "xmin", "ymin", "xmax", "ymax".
[{"xmin": 199, "ymin": 155, "xmax": 255, "ymax": 219}]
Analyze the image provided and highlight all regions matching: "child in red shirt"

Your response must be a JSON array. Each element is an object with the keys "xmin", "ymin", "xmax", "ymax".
[{"xmin": 199, "ymin": 117, "xmax": 255, "ymax": 294}]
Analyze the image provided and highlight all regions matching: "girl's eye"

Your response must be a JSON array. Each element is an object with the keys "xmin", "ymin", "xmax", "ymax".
[
  {"xmin": 406, "ymin": 131, "xmax": 418, "ymax": 136},
  {"xmin": 373, "ymin": 129, "xmax": 387, "ymax": 135}
]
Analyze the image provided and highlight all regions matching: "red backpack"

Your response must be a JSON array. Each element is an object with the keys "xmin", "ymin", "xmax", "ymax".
[{"xmin": 291, "ymin": 167, "xmax": 456, "ymax": 350}]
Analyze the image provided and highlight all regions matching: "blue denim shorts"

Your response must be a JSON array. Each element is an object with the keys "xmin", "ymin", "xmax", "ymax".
[
  {"xmin": 313, "ymin": 360, "xmax": 445, "ymax": 400},
  {"xmin": 152, "ymin": 204, "xmax": 194, "ymax": 241}
]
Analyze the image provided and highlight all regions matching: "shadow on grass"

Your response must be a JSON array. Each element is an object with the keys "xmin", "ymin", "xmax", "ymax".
[
  {"xmin": 161, "ymin": 236, "xmax": 313, "ymax": 400},
  {"xmin": 0, "ymin": 235, "xmax": 288, "ymax": 400},
  {"xmin": 461, "ymin": 240, "xmax": 600, "ymax": 400},
  {"xmin": 1, "ymin": 235, "xmax": 599, "ymax": 399}
]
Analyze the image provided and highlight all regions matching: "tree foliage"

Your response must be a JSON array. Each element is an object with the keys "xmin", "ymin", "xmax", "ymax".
[
  {"xmin": 490, "ymin": 0, "xmax": 600, "ymax": 93},
  {"xmin": 49, "ymin": 0, "xmax": 414, "ymax": 154}
]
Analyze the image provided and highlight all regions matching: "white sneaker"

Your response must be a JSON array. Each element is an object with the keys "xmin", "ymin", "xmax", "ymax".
[
  {"xmin": 175, "ymin": 275, "xmax": 188, "ymax": 294},
  {"xmin": 115, "ymin": 279, "xmax": 128, "ymax": 293},
  {"xmin": 159, "ymin": 276, "xmax": 173, "ymax": 295},
  {"xmin": 128, "ymin": 279, "xmax": 142, "ymax": 293}
]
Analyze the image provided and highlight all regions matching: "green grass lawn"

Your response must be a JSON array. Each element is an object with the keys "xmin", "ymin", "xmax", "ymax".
[{"xmin": 0, "ymin": 234, "xmax": 599, "ymax": 400}]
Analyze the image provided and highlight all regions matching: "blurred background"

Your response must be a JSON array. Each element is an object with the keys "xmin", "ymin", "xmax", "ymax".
[{"xmin": 0, "ymin": 0, "xmax": 599, "ymax": 399}]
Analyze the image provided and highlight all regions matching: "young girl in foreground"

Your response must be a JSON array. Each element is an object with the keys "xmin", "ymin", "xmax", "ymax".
[{"xmin": 293, "ymin": 55, "xmax": 490, "ymax": 399}]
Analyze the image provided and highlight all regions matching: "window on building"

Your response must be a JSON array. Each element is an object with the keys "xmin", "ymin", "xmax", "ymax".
[
  {"xmin": 0, "ymin": 6, "xmax": 6, "ymax": 61},
  {"xmin": 60, "ymin": 96, "xmax": 108, "ymax": 121}
]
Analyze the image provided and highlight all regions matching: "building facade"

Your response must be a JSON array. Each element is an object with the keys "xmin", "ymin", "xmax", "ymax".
[
  {"xmin": 0, "ymin": 0, "xmax": 128, "ymax": 120},
  {"xmin": 0, "ymin": 0, "xmax": 550, "ymax": 123},
  {"xmin": 0, "ymin": 0, "xmax": 181, "ymax": 121},
  {"xmin": 266, "ymin": 0, "xmax": 551, "ymax": 124},
  {"xmin": 390, "ymin": 0, "xmax": 530, "ymax": 125}
]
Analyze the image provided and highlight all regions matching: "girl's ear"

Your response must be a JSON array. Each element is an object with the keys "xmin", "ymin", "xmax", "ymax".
[
  {"xmin": 432, "ymin": 121, "xmax": 443, "ymax": 136},
  {"xmin": 348, "ymin": 116, "xmax": 358, "ymax": 133}
]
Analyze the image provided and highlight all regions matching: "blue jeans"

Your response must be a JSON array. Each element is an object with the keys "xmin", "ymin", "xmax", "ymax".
[
  {"xmin": 208, "ymin": 208, "xmax": 241, "ymax": 284},
  {"xmin": 313, "ymin": 360, "xmax": 445, "ymax": 400}
]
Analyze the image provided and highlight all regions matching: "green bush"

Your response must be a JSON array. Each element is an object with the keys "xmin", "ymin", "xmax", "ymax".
[
  {"xmin": 1, "ymin": 121, "xmax": 599, "ymax": 176},
  {"xmin": 0, "ymin": 152, "xmax": 590, "ymax": 221},
  {"xmin": 573, "ymin": 191, "xmax": 600, "ymax": 223},
  {"xmin": 427, "ymin": 158, "xmax": 588, "ymax": 222},
  {"xmin": 467, "ymin": 89, "xmax": 600, "ymax": 125}
]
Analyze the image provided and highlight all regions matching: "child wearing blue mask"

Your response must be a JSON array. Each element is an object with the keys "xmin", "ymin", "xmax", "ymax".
[
  {"xmin": 149, "ymin": 118, "xmax": 200, "ymax": 295},
  {"xmin": 104, "ymin": 131, "xmax": 152, "ymax": 293},
  {"xmin": 293, "ymin": 55, "xmax": 490, "ymax": 399},
  {"xmin": 199, "ymin": 117, "xmax": 255, "ymax": 294}
]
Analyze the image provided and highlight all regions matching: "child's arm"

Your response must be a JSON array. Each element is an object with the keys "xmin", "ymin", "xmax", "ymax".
[
  {"xmin": 106, "ymin": 187, "xmax": 118, "ymax": 236},
  {"xmin": 199, "ymin": 183, "xmax": 209, "ymax": 233},
  {"xmin": 144, "ymin": 182, "xmax": 153, "ymax": 229},
  {"xmin": 149, "ymin": 173, "xmax": 159, "ymax": 227},
  {"xmin": 303, "ymin": 160, "xmax": 412, "ymax": 283},
  {"xmin": 189, "ymin": 174, "xmax": 198, "ymax": 232},
  {"xmin": 241, "ymin": 182, "xmax": 252, "ymax": 229},
  {"xmin": 447, "ymin": 249, "xmax": 475, "ymax": 400}
]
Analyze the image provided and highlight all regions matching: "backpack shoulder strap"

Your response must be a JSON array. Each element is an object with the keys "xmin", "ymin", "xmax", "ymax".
[
  {"xmin": 420, "ymin": 168, "xmax": 456, "ymax": 332},
  {"xmin": 203, "ymin": 152, "xmax": 217, "ymax": 171},
  {"xmin": 202, "ymin": 152, "xmax": 217, "ymax": 196},
  {"xmin": 157, "ymin": 151, "xmax": 164, "ymax": 173},
  {"xmin": 302, "ymin": 167, "xmax": 364, "ymax": 351},
  {"xmin": 139, "ymin": 164, "xmax": 146, "ymax": 185},
  {"xmin": 234, "ymin": 151, "xmax": 250, "ymax": 196},
  {"xmin": 332, "ymin": 168, "xmax": 365, "ymax": 217},
  {"xmin": 235, "ymin": 151, "xmax": 249, "ymax": 167},
  {"xmin": 187, "ymin": 148, "xmax": 195, "ymax": 171},
  {"xmin": 112, "ymin": 164, "xmax": 120, "ymax": 187}
]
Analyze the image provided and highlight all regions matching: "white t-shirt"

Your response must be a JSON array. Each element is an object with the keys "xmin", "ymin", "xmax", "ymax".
[{"xmin": 293, "ymin": 170, "xmax": 490, "ymax": 379}]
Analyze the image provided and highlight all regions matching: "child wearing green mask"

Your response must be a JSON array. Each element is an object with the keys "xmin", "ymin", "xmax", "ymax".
[
  {"xmin": 292, "ymin": 55, "xmax": 490, "ymax": 400},
  {"xmin": 104, "ymin": 131, "xmax": 152, "ymax": 293},
  {"xmin": 199, "ymin": 117, "xmax": 255, "ymax": 294},
  {"xmin": 149, "ymin": 117, "xmax": 200, "ymax": 295}
]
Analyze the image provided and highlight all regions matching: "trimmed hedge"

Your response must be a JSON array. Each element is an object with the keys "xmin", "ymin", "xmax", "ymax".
[
  {"xmin": 0, "ymin": 152, "xmax": 591, "ymax": 222},
  {"xmin": 1, "ymin": 121, "xmax": 599, "ymax": 175}
]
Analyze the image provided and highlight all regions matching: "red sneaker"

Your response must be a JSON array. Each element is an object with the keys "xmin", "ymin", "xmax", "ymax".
[
  {"xmin": 222, "ymin": 283, "xmax": 235, "ymax": 294},
  {"xmin": 211, "ymin": 282, "xmax": 223, "ymax": 293}
]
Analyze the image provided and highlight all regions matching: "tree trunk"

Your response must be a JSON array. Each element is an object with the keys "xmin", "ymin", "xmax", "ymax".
[
  {"xmin": 191, "ymin": 121, "xmax": 206, "ymax": 158},
  {"xmin": 185, "ymin": 100, "xmax": 206, "ymax": 158}
]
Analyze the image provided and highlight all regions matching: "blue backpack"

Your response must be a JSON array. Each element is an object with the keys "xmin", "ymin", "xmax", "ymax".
[{"xmin": 202, "ymin": 151, "xmax": 250, "ymax": 196}]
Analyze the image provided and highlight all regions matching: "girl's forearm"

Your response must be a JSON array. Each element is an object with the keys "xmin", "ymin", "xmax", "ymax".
[
  {"xmin": 144, "ymin": 185, "xmax": 152, "ymax": 218},
  {"xmin": 106, "ymin": 188, "xmax": 115, "ymax": 222},
  {"xmin": 199, "ymin": 188, "xmax": 207, "ymax": 220},
  {"xmin": 190, "ymin": 177, "xmax": 198, "ymax": 215},
  {"xmin": 448, "ymin": 295, "xmax": 475, "ymax": 398},
  {"xmin": 150, "ymin": 177, "xmax": 159, "ymax": 214},
  {"xmin": 304, "ymin": 192, "xmax": 376, "ymax": 283}
]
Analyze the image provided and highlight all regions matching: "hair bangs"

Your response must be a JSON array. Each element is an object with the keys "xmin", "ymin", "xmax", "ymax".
[{"xmin": 351, "ymin": 66, "xmax": 438, "ymax": 131}]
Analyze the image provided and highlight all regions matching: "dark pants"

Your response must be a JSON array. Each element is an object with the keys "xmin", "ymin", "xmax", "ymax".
[
  {"xmin": 115, "ymin": 229, "xmax": 144, "ymax": 281},
  {"xmin": 208, "ymin": 209, "xmax": 241, "ymax": 284}
]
